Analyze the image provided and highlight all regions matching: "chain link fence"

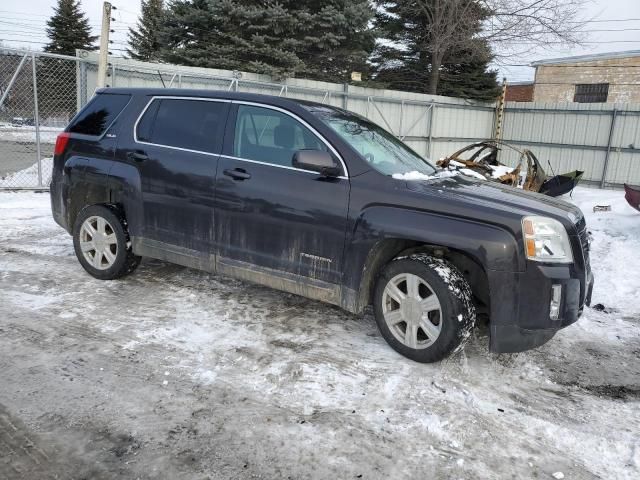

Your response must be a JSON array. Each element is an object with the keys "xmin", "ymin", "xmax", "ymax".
[{"xmin": 0, "ymin": 49, "xmax": 82, "ymax": 189}]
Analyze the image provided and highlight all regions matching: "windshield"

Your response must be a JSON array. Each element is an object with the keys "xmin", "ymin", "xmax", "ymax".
[{"xmin": 306, "ymin": 105, "xmax": 437, "ymax": 176}]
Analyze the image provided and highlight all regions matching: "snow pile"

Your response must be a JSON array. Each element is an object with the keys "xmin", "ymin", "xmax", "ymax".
[
  {"xmin": 489, "ymin": 164, "xmax": 516, "ymax": 178},
  {"xmin": 570, "ymin": 186, "xmax": 640, "ymax": 316},
  {"xmin": 0, "ymin": 158, "xmax": 53, "ymax": 188}
]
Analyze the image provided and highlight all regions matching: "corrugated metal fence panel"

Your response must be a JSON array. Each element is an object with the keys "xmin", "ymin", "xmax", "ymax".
[
  {"xmin": 607, "ymin": 151, "xmax": 640, "ymax": 185},
  {"xmin": 431, "ymin": 104, "xmax": 494, "ymax": 142},
  {"xmin": 430, "ymin": 140, "xmax": 481, "ymax": 162},
  {"xmin": 498, "ymin": 144, "xmax": 606, "ymax": 183},
  {"xmin": 613, "ymin": 109, "xmax": 640, "ymax": 149},
  {"xmin": 503, "ymin": 102, "xmax": 613, "ymax": 148},
  {"xmin": 501, "ymin": 102, "xmax": 640, "ymax": 186}
]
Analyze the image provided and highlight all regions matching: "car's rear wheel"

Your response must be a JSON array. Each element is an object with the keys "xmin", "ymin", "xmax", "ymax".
[
  {"xmin": 373, "ymin": 254, "xmax": 476, "ymax": 363},
  {"xmin": 72, "ymin": 205, "xmax": 140, "ymax": 280}
]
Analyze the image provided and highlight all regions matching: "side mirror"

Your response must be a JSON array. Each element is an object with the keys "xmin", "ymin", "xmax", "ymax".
[{"xmin": 292, "ymin": 150, "xmax": 340, "ymax": 177}]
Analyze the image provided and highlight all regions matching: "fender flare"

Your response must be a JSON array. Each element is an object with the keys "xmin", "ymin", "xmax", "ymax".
[
  {"xmin": 63, "ymin": 156, "xmax": 113, "ymax": 230},
  {"xmin": 341, "ymin": 206, "xmax": 522, "ymax": 312},
  {"xmin": 107, "ymin": 161, "xmax": 143, "ymax": 238}
]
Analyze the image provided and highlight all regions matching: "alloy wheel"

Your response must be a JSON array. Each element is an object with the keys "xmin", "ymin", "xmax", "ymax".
[
  {"xmin": 79, "ymin": 215, "xmax": 118, "ymax": 270},
  {"xmin": 382, "ymin": 273, "xmax": 443, "ymax": 349}
]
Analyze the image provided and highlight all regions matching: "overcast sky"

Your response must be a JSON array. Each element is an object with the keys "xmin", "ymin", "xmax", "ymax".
[{"xmin": 1, "ymin": 0, "xmax": 640, "ymax": 82}]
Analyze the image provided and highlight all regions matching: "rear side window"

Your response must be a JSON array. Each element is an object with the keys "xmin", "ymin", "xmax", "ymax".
[
  {"xmin": 136, "ymin": 98, "xmax": 228, "ymax": 154},
  {"xmin": 68, "ymin": 93, "xmax": 131, "ymax": 136}
]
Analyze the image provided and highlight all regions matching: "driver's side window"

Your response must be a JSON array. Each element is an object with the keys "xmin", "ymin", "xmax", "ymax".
[{"xmin": 233, "ymin": 105, "xmax": 326, "ymax": 167}]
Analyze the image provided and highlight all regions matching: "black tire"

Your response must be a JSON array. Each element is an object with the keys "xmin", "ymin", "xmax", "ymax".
[
  {"xmin": 72, "ymin": 204, "xmax": 141, "ymax": 280},
  {"xmin": 373, "ymin": 253, "xmax": 476, "ymax": 363}
]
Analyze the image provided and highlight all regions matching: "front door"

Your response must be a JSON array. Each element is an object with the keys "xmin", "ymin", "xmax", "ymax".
[
  {"xmin": 126, "ymin": 97, "xmax": 230, "ymax": 264},
  {"xmin": 215, "ymin": 103, "xmax": 350, "ymax": 293}
]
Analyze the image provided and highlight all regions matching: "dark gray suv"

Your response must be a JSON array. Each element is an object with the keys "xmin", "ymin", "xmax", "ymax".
[{"xmin": 50, "ymin": 88, "xmax": 594, "ymax": 362}]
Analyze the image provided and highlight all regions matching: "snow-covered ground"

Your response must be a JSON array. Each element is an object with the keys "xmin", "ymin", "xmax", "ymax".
[
  {"xmin": 0, "ymin": 187, "xmax": 638, "ymax": 479},
  {"xmin": 0, "ymin": 124, "xmax": 62, "ymax": 144},
  {"xmin": 0, "ymin": 157, "xmax": 52, "ymax": 187}
]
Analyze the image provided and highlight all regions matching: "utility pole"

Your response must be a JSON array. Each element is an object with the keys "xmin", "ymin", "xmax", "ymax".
[
  {"xmin": 493, "ymin": 77, "xmax": 508, "ymax": 141},
  {"xmin": 96, "ymin": 1, "xmax": 112, "ymax": 89}
]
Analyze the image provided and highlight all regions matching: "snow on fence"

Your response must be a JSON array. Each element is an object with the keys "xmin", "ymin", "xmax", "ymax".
[{"xmin": 1, "ymin": 47, "xmax": 639, "ymax": 189}]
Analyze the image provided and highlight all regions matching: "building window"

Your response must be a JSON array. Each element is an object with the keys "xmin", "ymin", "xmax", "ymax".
[{"xmin": 574, "ymin": 83, "xmax": 609, "ymax": 103}]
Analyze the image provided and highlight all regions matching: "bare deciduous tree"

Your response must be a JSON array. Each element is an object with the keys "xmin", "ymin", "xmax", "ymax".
[
  {"xmin": 413, "ymin": 0, "xmax": 487, "ymax": 94},
  {"xmin": 378, "ymin": 0, "xmax": 587, "ymax": 94},
  {"xmin": 480, "ymin": 0, "xmax": 587, "ymax": 60}
]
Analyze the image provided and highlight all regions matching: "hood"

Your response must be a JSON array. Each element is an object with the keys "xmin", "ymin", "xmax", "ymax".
[{"xmin": 403, "ymin": 175, "xmax": 583, "ymax": 230}]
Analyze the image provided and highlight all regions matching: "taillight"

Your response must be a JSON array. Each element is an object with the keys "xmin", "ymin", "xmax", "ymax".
[{"xmin": 54, "ymin": 132, "xmax": 71, "ymax": 156}]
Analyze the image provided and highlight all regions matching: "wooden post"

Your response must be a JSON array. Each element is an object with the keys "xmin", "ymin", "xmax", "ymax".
[
  {"xmin": 493, "ymin": 78, "xmax": 508, "ymax": 141},
  {"xmin": 96, "ymin": 2, "xmax": 112, "ymax": 89}
]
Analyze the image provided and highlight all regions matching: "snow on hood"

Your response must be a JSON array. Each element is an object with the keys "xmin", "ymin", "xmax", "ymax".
[
  {"xmin": 392, "ymin": 169, "xmax": 486, "ymax": 181},
  {"xmin": 392, "ymin": 170, "xmax": 459, "ymax": 181}
]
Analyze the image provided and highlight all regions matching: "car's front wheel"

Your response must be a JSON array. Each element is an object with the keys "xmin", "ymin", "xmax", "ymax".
[
  {"xmin": 72, "ymin": 205, "xmax": 141, "ymax": 280},
  {"xmin": 373, "ymin": 254, "xmax": 476, "ymax": 363}
]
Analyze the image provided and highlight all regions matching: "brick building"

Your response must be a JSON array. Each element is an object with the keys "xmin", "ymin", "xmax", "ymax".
[
  {"xmin": 505, "ymin": 81, "xmax": 534, "ymax": 102},
  {"xmin": 531, "ymin": 50, "xmax": 640, "ymax": 103}
]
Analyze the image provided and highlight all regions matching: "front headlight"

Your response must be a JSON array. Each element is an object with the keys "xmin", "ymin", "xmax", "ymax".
[{"xmin": 522, "ymin": 216, "xmax": 573, "ymax": 264}]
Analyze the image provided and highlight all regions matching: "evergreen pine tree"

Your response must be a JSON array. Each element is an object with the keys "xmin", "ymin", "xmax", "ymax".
[
  {"xmin": 372, "ymin": 0, "xmax": 500, "ymax": 101},
  {"xmin": 437, "ymin": 46, "xmax": 501, "ymax": 101},
  {"xmin": 40, "ymin": 0, "xmax": 96, "ymax": 121},
  {"xmin": 160, "ymin": 0, "xmax": 374, "ymax": 82},
  {"xmin": 127, "ymin": 0, "xmax": 166, "ymax": 61},
  {"xmin": 44, "ymin": 0, "xmax": 98, "ymax": 55},
  {"xmin": 288, "ymin": 0, "xmax": 374, "ymax": 82}
]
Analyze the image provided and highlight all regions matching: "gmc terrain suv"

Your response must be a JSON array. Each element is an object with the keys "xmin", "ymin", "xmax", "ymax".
[{"xmin": 50, "ymin": 88, "xmax": 594, "ymax": 362}]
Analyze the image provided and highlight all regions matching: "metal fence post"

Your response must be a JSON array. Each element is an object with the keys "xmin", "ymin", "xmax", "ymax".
[
  {"xmin": 79, "ymin": 61, "xmax": 88, "ymax": 108},
  {"xmin": 601, "ymin": 108, "xmax": 618, "ymax": 188},
  {"xmin": 31, "ymin": 53, "xmax": 43, "ymax": 188},
  {"xmin": 342, "ymin": 83, "xmax": 348, "ymax": 110},
  {"xmin": 427, "ymin": 104, "xmax": 434, "ymax": 158}
]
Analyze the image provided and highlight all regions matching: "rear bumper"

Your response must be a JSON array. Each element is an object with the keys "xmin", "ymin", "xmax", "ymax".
[
  {"xmin": 49, "ymin": 176, "xmax": 70, "ymax": 233},
  {"xmin": 488, "ymin": 261, "xmax": 593, "ymax": 353}
]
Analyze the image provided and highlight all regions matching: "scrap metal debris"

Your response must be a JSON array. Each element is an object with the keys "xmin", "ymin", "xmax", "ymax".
[
  {"xmin": 437, "ymin": 141, "xmax": 584, "ymax": 197},
  {"xmin": 593, "ymin": 205, "xmax": 612, "ymax": 213},
  {"xmin": 624, "ymin": 184, "xmax": 640, "ymax": 212}
]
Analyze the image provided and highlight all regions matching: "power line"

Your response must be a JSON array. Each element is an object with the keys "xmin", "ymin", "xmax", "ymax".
[
  {"xmin": 503, "ymin": 63, "xmax": 640, "ymax": 68},
  {"xmin": 5, "ymin": 7, "xmax": 640, "ymax": 24}
]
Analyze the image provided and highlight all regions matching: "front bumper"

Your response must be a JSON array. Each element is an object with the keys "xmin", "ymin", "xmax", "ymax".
[{"xmin": 488, "ymin": 259, "xmax": 594, "ymax": 353}]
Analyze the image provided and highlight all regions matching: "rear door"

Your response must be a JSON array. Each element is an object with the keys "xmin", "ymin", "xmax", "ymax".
[
  {"xmin": 123, "ymin": 96, "xmax": 230, "ymax": 263},
  {"xmin": 215, "ymin": 103, "xmax": 350, "ymax": 290}
]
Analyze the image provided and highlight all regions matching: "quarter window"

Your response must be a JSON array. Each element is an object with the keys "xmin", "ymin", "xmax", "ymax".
[
  {"xmin": 136, "ymin": 98, "xmax": 228, "ymax": 154},
  {"xmin": 233, "ymin": 105, "xmax": 327, "ymax": 168},
  {"xmin": 69, "ymin": 93, "xmax": 131, "ymax": 136}
]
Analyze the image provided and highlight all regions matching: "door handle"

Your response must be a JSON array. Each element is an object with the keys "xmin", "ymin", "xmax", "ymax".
[
  {"xmin": 223, "ymin": 168, "xmax": 251, "ymax": 180},
  {"xmin": 128, "ymin": 151, "xmax": 148, "ymax": 162}
]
